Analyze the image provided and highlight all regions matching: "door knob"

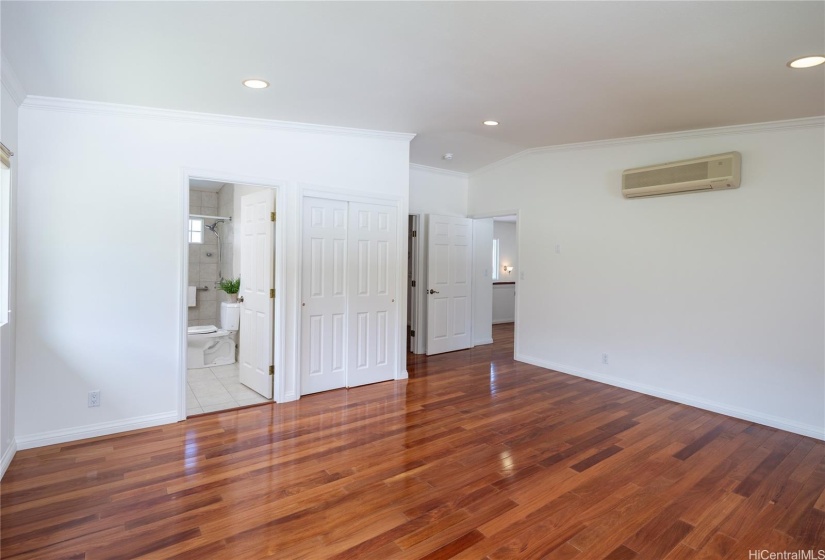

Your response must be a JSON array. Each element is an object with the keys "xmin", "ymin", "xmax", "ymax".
[
  {"xmin": 238, "ymin": 296, "xmax": 244, "ymax": 303},
  {"xmin": 429, "ymin": 289, "xmax": 440, "ymax": 294}
]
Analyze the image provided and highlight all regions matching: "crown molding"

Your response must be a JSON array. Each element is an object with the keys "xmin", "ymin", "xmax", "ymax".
[
  {"xmin": 1, "ymin": 54, "xmax": 27, "ymax": 107},
  {"xmin": 472, "ymin": 116, "xmax": 825, "ymax": 177},
  {"xmin": 20, "ymin": 96, "xmax": 416, "ymax": 143},
  {"xmin": 409, "ymin": 163, "xmax": 469, "ymax": 179}
]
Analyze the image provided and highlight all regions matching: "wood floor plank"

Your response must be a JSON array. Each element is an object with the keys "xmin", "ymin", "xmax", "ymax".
[
  {"xmin": 673, "ymin": 424, "xmax": 726, "ymax": 461},
  {"xmin": 2, "ymin": 324, "xmax": 823, "ymax": 559},
  {"xmin": 603, "ymin": 545, "xmax": 638, "ymax": 560},
  {"xmin": 693, "ymin": 531, "xmax": 737, "ymax": 560}
]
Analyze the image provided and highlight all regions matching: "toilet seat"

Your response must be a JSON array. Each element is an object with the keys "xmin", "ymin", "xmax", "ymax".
[{"xmin": 188, "ymin": 325, "xmax": 218, "ymax": 335}]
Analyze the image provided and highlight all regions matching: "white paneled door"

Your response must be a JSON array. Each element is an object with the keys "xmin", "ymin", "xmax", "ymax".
[
  {"xmin": 239, "ymin": 189, "xmax": 276, "ymax": 399},
  {"xmin": 427, "ymin": 215, "xmax": 473, "ymax": 355},
  {"xmin": 347, "ymin": 203, "xmax": 397, "ymax": 387},
  {"xmin": 300, "ymin": 197, "xmax": 399, "ymax": 395},
  {"xmin": 301, "ymin": 198, "xmax": 349, "ymax": 395}
]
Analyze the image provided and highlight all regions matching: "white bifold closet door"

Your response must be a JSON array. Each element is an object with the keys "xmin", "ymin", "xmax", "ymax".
[
  {"xmin": 300, "ymin": 198, "xmax": 398, "ymax": 395},
  {"xmin": 301, "ymin": 198, "xmax": 348, "ymax": 395},
  {"xmin": 347, "ymin": 202, "xmax": 397, "ymax": 387}
]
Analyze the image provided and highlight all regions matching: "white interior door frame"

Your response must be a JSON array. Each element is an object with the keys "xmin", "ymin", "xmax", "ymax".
[
  {"xmin": 468, "ymin": 209, "xmax": 521, "ymax": 358},
  {"xmin": 297, "ymin": 184, "xmax": 408, "ymax": 396},
  {"xmin": 408, "ymin": 213, "xmax": 425, "ymax": 355},
  {"xmin": 179, "ymin": 169, "xmax": 287, "ymax": 420}
]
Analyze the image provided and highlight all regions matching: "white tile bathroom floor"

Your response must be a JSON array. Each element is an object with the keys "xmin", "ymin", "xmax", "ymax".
[{"xmin": 187, "ymin": 363, "xmax": 270, "ymax": 415}]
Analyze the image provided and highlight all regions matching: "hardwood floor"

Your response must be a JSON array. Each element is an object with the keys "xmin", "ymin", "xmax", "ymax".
[{"xmin": 2, "ymin": 323, "xmax": 823, "ymax": 559}]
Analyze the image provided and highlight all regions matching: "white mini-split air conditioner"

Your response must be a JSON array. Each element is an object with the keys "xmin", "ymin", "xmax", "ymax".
[{"xmin": 622, "ymin": 152, "xmax": 741, "ymax": 198}]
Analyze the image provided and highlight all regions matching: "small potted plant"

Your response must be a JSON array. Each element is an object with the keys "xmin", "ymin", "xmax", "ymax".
[{"xmin": 217, "ymin": 277, "xmax": 241, "ymax": 303}]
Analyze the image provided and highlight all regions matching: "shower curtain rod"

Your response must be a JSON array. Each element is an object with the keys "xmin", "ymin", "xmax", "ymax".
[{"xmin": 190, "ymin": 214, "xmax": 232, "ymax": 221}]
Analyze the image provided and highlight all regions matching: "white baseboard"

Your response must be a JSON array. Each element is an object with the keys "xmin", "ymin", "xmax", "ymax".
[
  {"xmin": 15, "ymin": 412, "xmax": 180, "ymax": 450},
  {"xmin": 0, "ymin": 439, "xmax": 17, "ymax": 479},
  {"xmin": 516, "ymin": 353, "xmax": 825, "ymax": 441},
  {"xmin": 280, "ymin": 391, "xmax": 298, "ymax": 403},
  {"xmin": 492, "ymin": 319, "xmax": 515, "ymax": 325},
  {"xmin": 474, "ymin": 338, "xmax": 494, "ymax": 346}
]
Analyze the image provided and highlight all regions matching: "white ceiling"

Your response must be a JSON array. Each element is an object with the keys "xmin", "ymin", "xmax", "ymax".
[{"xmin": 2, "ymin": 2, "xmax": 823, "ymax": 173}]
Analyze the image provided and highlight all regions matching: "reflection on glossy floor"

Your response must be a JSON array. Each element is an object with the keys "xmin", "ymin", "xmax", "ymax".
[
  {"xmin": 186, "ymin": 363, "xmax": 269, "ymax": 415},
  {"xmin": 2, "ymin": 323, "xmax": 824, "ymax": 559}
]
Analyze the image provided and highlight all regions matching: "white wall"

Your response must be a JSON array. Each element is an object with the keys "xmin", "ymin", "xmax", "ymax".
[
  {"xmin": 0, "ymin": 57, "xmax": 21, "ymax": 476},
  {"xmin": 409, "ymin": 164, "xmax": 468, "ymax": 217},
  {"xmin": 493, "ymin": 285, "xmax": 516, "ymax": 324},
  {"xmin": 15, "ymin": 98, "xmax": 411, "ymax": 447},
  {"xmin": 472, "ymin": 219, "xmax": 493, "ymax": 345},
  {"xmin": 469, "ymin": 119, "xmax": 825, "ymax": 439}
]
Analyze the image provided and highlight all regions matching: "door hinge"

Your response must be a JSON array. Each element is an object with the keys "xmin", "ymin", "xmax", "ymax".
[
  {"xmin": 412, "ymin": 230, "xmax": 417, "ymax": 238},
  {"xmin": 271, "ymin": 211, "xmax": 276, "ymax": 222},
  {"xmin": 269, "ymin": 365, "xmax": 274, "ymax": 375},
  {"xmin": 270, "ymin": 288, "xmax": 275, "ymax": 298},
  {"xmin": 411, "ymin": 330, "xmax": 415, "ymax": 337},
  {"xmin": 411, "ymin": 280, "xmax": 416, "ymax": 287}
]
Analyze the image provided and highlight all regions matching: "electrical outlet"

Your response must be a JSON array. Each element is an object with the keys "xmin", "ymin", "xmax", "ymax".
[
  {"xmin": 555, "ymin": 244, "xmax": 561, "ymax": 254},
  {"xmin": 88, "ymin": 390, "xmax": 100, "ymax": 407},
  {"xmin": 601, "ymin": 353, "xmax": 609, "ymax": 365}
]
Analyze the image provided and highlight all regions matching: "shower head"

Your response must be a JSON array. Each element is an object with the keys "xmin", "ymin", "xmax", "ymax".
[{"xmin": 205, "ymin": 219, "xmax": 226, "ymax": 233}]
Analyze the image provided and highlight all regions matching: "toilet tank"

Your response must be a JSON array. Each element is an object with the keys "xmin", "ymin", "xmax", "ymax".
[{"xmin": 220, "ymin": 302, "xmax": 240, "ymax": 330}]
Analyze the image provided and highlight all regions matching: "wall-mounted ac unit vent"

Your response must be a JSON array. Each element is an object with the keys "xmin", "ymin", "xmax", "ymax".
[{"xmin": 622, "ymin": 152, "xmax": 741, "ymax": 198}]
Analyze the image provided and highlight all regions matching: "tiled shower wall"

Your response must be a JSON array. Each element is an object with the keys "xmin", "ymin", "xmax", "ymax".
[
  {"xmin": 188, "ymin": 188, "xmax": 220, "ymax": 327},
  {"xmin": 217, "ymin": 183, "xmax": 234, "ymax": 305}
]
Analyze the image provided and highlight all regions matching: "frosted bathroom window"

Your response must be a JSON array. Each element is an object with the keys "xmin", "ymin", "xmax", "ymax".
[{"xmin": 189, "ymin": 218, "xmax": 204, "ymax": 244}]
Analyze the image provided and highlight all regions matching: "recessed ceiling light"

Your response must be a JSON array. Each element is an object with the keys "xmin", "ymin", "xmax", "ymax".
[
  {"xmin": 442, "ymin": 153, "xmax": 454, "ymax": 160},
  {"xmin": 787, "ymin": 55, "xmax": 825, "ymax": 69},
  {"xmin": 483, "ymin": 120, "xmax": 499, "ymax": 126},
  {"xmin": 243, "ymin": 79, "xmax": 270, "ymax": 89}
]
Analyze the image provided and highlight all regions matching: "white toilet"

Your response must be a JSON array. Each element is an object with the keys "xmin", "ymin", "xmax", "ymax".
[{"xmin": 187, "ymin": 302, "xmax": 240, "ymax": 369}]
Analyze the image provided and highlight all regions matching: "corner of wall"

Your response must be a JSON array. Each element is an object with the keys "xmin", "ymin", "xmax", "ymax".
[
  {"xmin": 0, "ymin": 436, "xmax": 16, "ymax": 478},
  {"xmin": 1, "ymin": 54, "xmax": 28, "ymax": 108}
]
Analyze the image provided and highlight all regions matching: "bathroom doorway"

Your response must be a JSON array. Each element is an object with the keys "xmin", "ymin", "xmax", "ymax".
[
  {"xmin": 469, "ymin": 211, "xmax": 520, "ymax": 355},
  {"xmin": 184, "ymin": 178, "xmax": 282, "ymax": 416}
]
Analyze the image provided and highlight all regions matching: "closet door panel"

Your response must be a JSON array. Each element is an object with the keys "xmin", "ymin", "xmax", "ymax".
[
  {"xmin": 300, "ymin": 197, "xmax": 348, "ymax": 395},
  {"xmin": 347, "ymin": 203, "xmax": 397, "ymax": 388}
]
